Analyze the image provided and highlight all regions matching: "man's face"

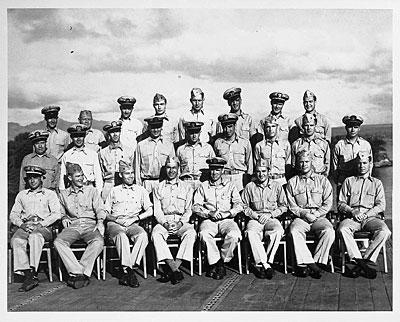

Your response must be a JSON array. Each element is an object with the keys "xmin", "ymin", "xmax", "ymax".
[
  {"xmin": 190, "ymin": 94, "xmax": 204, "ymax": 112},
  {"xmin": 357, "ymin": 159, "xmax": 371, "ymax": 175},
  {"xmin": 271, "ymin": 100, "xmax": 284, "ymax": 115},
  {"xmin": 303, "ymin": 121, "xmax": 316, "ymax": 137},
  {"xmin": 229, "ymin": 97, "xmax": 241, "ymax": 113},
  {"xmin": 120, "ymin": 169, "xmax": 134, "ymax": 186},
  {"xmin": 153, "ymin": 100, "xmax": 166, "ymax": 115},
  {"xmin": 210, "ymin": 167, "xmax": 223, "ymax": 182},
  {"xmin": 264, "ymin": 123, "xmax": 278, "ymax": 139},
  {"xmin": 222, "ymin": 123, "xmax": 236, "ymax": 138},
  {"xmin": 109, "ymin": 130, "xmax": 121, "ymax": 143},
  {"xmin": 303, "ymin": 98, "xmax": 316, "ymax": 113},
  {"xmin": 79, "ymin": 116, "xmax": 92, "ymax": 129},
  {"xmin": 149, "ymin": 126, "xmax": 162, "ymax": 139},
  {"xmin": 345, "ymin": 124, "xmax": 361, "ymax": 138},
  {"xmin": 33, "ymin": 140, "xmax": 47, "ymax": 155},
  {"xmin": 166, "ymin": 163, "xmax": 179, "ymax": 180},
  {"xmin": 188, "ymin": 130, "xmax": 200, "ymax": 144},
  {"xmin": 120, "ymin": 106, "xmax": 133, "ymax": 119},
  {"xmin": 255, "ymin": 166, "xmax": 268, "ymax": 183},
  {"xmin": 46, "ymin": 117, "xmax": 58, "ymax": 129},
  {"xmin": 72, "ymin": 135, "xmax": 85, "ymax": 148},
  {"xmin": 297, "ymin": 157, "xmax": 312, "ymax": 174},
  {"xmin": 69, "ymin": 171, "xmax": 84, "ymax": 188},
  {"xmin": 27, "ymin": 174, "xmax": 42, "ymax": 190}
]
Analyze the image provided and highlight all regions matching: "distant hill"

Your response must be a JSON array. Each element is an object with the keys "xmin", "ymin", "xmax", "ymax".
[{"xmin": 332, "ymin": 123, "xmax": 392, "ymax": 138}]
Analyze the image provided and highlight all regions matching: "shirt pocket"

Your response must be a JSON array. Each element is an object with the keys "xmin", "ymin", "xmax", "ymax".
[
  {"xmin": 55, "ymin": 136, "xmax": 66, "ymax": 146},
  {"xmin": 363, "ymin": 190, "xmax": 376, "ymax": 206},
  {"xmin": 293, "ymin": 189, "xmax": 307, "ymax": 204},
  {"xmin": 233, "ymin": 151, "xmax": 245, "ymax": 164},
  {"xmin": 310, "ymin": 187, "xmax": 323, "ymax": 204},
  {"xmin": 240, "ymin": 124, "xmax": 250, "ymax": 139}
]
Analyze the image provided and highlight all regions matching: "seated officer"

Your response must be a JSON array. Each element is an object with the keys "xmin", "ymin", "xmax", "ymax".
[
  {"xmin": 104, "ymin": 160, "xmax": 153, "ymax": 287},
  {"xmin": 152, "ymin": 157, "xmax": 196, "ymax": 285},
  {"xmin": 242, "ymin": 160, "xmax": 287, "ymax": 279},
  {"xmin": 337, "ymin": 153, "xmax": 390, "ymax": 279},
  {"xmin": 20, "ymin": 130, "xmax": 59, "ymax": 191},
  {"xmin": 286, "ymin": 150, "xmax": 334, "ymax": 278},
  {"xmin": 54, "ymin": 163, "xmax": 105, "ymax": 289},
  {"xmin": 10, "ymin": 165, "xmax": 61, "ymax": 292},
  {"xmin": 214, "ymin": 113, "xmax": 253, "ymax": 192},
  {"xmin": 176, "ymin": 121, "xmax": 215, "ymax": 190},
  {"xmin": 192, "ymin": 157, "xmax": 243, "ymax": 280},
  {"xmin": 59, "ymin": 124, "xmax": 103, "ymax": 194},
  {"xmin": 291, "ymin": 114, "xmax": 330, "ymax": 177}
]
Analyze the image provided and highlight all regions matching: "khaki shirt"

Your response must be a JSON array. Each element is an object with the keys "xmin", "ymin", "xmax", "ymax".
[
  {"xmin": 294, "ymin": 111, "xmax": 331, "ymax": 142},
  {"xmin": 19, "ymin": 153, "xmax": 59, "ymax": 191},
  {"xmin": 119, "ymin": 117, "xmax": 143, "ymax": 151},
  {"xmin": 153, "ymin": 179, "xmax": 193, "ymax": 225},
  {"xmin": 242, "ymin": 180, "xmax": 287, "ymax": 220},
  {"xmin": 178, "ymin": 108, "xmax": 216, "ymax": 143},
  {"xmin": 286, "ymin": 172, "xmax": 333, "ymax": 219},
  {"xmin": 142, "ymin": 114, "xmax": 179, "ymax": 143},
  {"xmin": 99, "ymin": 144, "xmax": 134, "ymax": 183},
  {"xmin": 84, "ymin": 128, "xmax": 106, "ymax": 153},
  {"xmin": 254, "ymin": 139, "xmax": 291, "ymax": 176},
  {"xmin": 291, "ymin": 136, "xmax": 330, "ymax": 175},
  {"xmin": 214, "ymin": 135, "xmax": 253, "ymax": 174},
  {"xmin": 258, "ymin": 113, "xmax": 292, "ymax": 142},
  {"xmin": 216, "ymin": 111, "xmax": 256, "ymax": 140},
  {"xmin": 46, "ymin": 127, "xmax": 70, "ymax": 162},
  {"xmin": 177, "ymin": 141, "xmax": 215, "ymax": 176},
  {"xmin": 59, "ymin": 185, "xmax": 106, "ymax": 221},
  {"xmin": 338, "ymin": 175, "xmax": 385, "ymax": 218},
  {"xmin": 10, "ymin": 188, "xmax": 61, "ymax": 227}
]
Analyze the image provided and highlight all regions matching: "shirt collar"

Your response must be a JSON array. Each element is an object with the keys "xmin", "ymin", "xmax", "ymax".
[
  {"xmin": 356, "ymin": 173, "xmax": 373, "ymax": 181},
  {"xmin": 120, "ymin": 117, "xmax": 131, "ymax": 121},
  {"xmin": 109, "ymin": 142, "xmax": 123, "ymax": 150},
  {"xmin": 268, "ymin": 112, "xmax": 285, "ymax": 120},
  {"xmin": 255, "ymin": 179, "xmax": 271, "ymax": 189},
  {"xmin": 27, "ymin": 187, "xmax": 44, "ymax": 194},
  {"xmin": 345, "ymin": 136, "xmax": 360, "ymax": 144},
  {"xmin": 46, "ymin": 127, "xmax": 59, "ymax": 133},
  {"xmin": 209, "ymin": 177, "xmax": 228, "ymax": 187},
  {"xmin": 72, "ymin": 146, "xmax": 87, "ymax": 154},
  {"xmin": 149, "ymin": 136, "xmax": 163, "ymax": 143},
  {"xmin": 32, "ymin": 152, "xmax": 50, "ymax": 158},
  {"xmin": 190, "ymin": 108, "xmax": 204, "ymax": 115},
  {"xmin": 302, "ymin": 135, "xmax": 316, "ymax": 143},
  {"xmin": 166, "ymin": 178, "xmax": 179, "ymax": 186},
  {"xmin": 122, "ymin": 183, "xmax": 136, "ymax": 190},
  {"xmin": 86, "ymin": 128, "xmax": 93, "ymax": 133},
  {"xmin": 186, "ymin": 141, "xmax": 203, "ymax": 147},
  {"xmin": 68, "ymin": 186, "xmax": 84, "ymax": 195},
  {"xmin": 298, "ymin": 171, "xmax": 316, "ymax": 181}
]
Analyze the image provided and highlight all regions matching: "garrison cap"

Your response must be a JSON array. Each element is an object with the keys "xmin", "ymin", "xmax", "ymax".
[
  {"xmin": 342, "ymin": 115, "xmax": 364, "ymax": 126},
  {"xmin": 41, "ymin": 105, "xmax": 60, "ymax": 118},
  {"xmin": 255, "ymin": 159, "xmax": 270, "ymax": 169},
  {"xmin": 263, "ymin": 116, "xmax": 279, "ymax": 126},
  {"xmin": 28, "ymin": 130, "xmax": 49, "ymax": 143},
  {"xmin": 103, "ymin": 120, "xmax": 122, "ymax": 133},
  {"xmin": 269, "ymin": 92, "xmax": 289, "ymax": 102},
  {"xmin": 165, "ymin": 156, "xmax": 180, "ymax": 167},
  {"xmin": 66, "ymin": 162, "xmax": 83, "ymax": 175},
  {"xmin": 119, "ymin": 160, "xmax": 134, "ymax": 173},
  {"xmin": 223, "ymin": 87, "xmax": 241, "ymax": 101},
  {"xmin": 191, "ymin": 88, "xmax": 204, "ymax": 98},
  {"xmin": 218, "ymin": 113, "xmax": 238, "ymax": 125},
  {"xmin": 144, "ymin": 116, "xmax": 166, "ymax": 128},
  {"xmin": 117, "ymin": 96, "xmax": 136, "ymax": 107},
  {"xmin": 24, "ymin": 165, "xmax": 46, "ymax": 176},
  {"xmin": 79, "ymin": 110, "xmax": 92, "ymax": 119},
  {"xmin": 67, "ymin": 124, "xmax": 87, "ymax": 136},
  {"xmin": 356, "ymin": 152, "xmax": 372, "ymax": 162},
  {"xmin": 296, "ymin": 150, "xmax": 312, "ymax": 160},
  {"xmin": 303, "ymin": 90, "xmax": 316, "ymax": 101},
  {"xmin": 184, "ymin": 121, "xmax": 204, "ymax": 132},
  {"xmin": 302, "ymin": 113, "xmax": 317, "ymax": 125},
  {"xmin": 153, "ymin": 93, "xmax": 167, "ymax": 104},
  {"xmin": 206, "ymin": 157, "xmax": 227, "ymax": 169}
]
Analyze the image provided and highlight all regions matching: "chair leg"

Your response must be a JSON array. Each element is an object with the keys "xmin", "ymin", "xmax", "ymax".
[
  {"xmin": 102, "ymin": 247, "xmax": 106, "ymax": 280},
  {"xmin": 153, "ymin": 244, "xmax": 157, "ymax": 278},
  {"xmin": 8, "ymin": 249, "xmax": 12, "ymax": 284},
  {"xmin": 190, "ymin": 257, "xmax": 194, "ymax": 276},
  {"xmin": 96, "ymin": 256, "xmax": 100, "ymax": 280},
  {"xmin": 329, "ymin": 254, "xmax": 334, "ymax": 273},
  {"xmin": 283, "ymin": 242, "xmax": 287, "ymax": 274},
  {"xmin": 383, "ymin": 243, "xmax": 388, "ymax": 273},
  {"xmin": 340, "ymin": 239, "xmax": 346, "ymax": 274},
  {"xmin": 198, "ymin": 239, "xmax": 202, "ymax": 276},
  {"xmin": 58, "ymin": 254, "xmax": 63, "ymax": 282},
  {"xmin": 237, "ymin": 240, "xmax": 242, "ymax": 275},
  {"xmin": 143, "ymin": 251, "xmax": 147, "ymax": 279},
  {"xmin": 244, "ymin": 238, "xmax": 249, "ymax": 275},
  {"xmin": 46, "ymin": 249, "xmax": 53, "ymax": 282}
]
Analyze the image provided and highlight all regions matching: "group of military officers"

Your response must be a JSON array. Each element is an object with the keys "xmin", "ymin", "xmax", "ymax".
[{"xmin": 10, "ymin": 87, "xmax": 391, "ymax": 292}]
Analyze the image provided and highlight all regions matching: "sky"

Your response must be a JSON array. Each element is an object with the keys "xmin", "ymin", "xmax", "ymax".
[{"xmin": 7, "ymin": 8, "xmax": 392, "ymax": 126}]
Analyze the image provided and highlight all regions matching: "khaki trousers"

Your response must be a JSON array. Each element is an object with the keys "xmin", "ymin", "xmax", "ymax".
[{"xmin": 338, "ymin": 217, "xmax": 391, "ymax": 262}]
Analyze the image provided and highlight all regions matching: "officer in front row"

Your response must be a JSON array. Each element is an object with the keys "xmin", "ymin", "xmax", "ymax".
[
  {"xmin": 193, "ymin": 157, "xmax": 243, "ymax": 280},
  {"xmin": 104, "ymin": 160, "xmax": 152, "ymax": 288},
  {"xmin": 54, "ymin": 163, "xmax": 105, "ymax": 289},
  {"xmin": 337, "ymin": 152, "xmax": 391, "ymax": 279},
  {"xmin": 242, "ymin": 159, "xmax": 287, "ymax": 279},
  {"xmin": 286, "ymin": 150, "xmax": 334, "ymax": 278},
  {"xmin": 10, "ymin": 165, "xmax": 61, "ymax": 292}
]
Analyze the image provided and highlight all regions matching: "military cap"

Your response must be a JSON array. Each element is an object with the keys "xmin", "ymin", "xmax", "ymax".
[
  {"xmin": 296, "ymin": 150, "xmax": 311, "ymax": 160},
  {"xmin": 356, "ymin": 152, "xmax": 372, "ymax": 162},
  {"xmin": 191, "ymin": 88, "xmax": 204, "ymax": 98},
  {"xmin": 67, "ymin": 124, "xmax": 88, "ymax": 136},
  {"xmin": 153, "ymin": 93, "xmax": 167, "ymax": 104},
  {"xmin": 144, "ymin": 116, "xmax": 166, "ymax": 128},
  {"xmin": 269, "ymin": 92, "xmax": 289, "ymax": 102},
  {"xmin": 302, "ymin": 113, "xmax": 317, "ymax": 125},
  {"xmin": 218, "ymin": 113, "xmax": 238, "ymax": 125},
  {"xmin": 342, "ymin": 115, "xmax": 364, "ymax": 126},
  {"xmin": 66, "ymin": 162, "xmax": 83, "ymax": 175},
  {"xmin": 179, "ymin": 171, "xmax": 195, "ymax": 180},
  {"xmin": 263, "ymin": 116, "xmax": 279, "ymax": 126},
  {"xmin": 119, "ymin": 160, "xmax": 134, "ymax": 173},
  {"xmin": 28, "ymin": 130, "xmax": 49, "ymax": 143},
  {"xmin": 206, "ymin": 157, "xmax": 227, "ymax": 168},
  {"xmin": 303, "ymin": 90, "xmax": 316, "ymax": 101},
  {"xmin": 223, "ymin": 87, "xmax": 241, "ymax": 101},
  {"xmin": 103, "ymin": 120, "xmax": 123, "ymax": 133},
  {"xmin": 165, "ymin": 156, "xmax": 180, "ymax": 167},
  {"xmin": 24, "ymin": 165, "xmax": 46, "ymax": 176},
  {"xmin": 41, "ymin": 105, "xmax": 60, "ymax": 118},
  {"xmin": 255, "ymin": 159, "xmax": 270, "ymax": 169},
  {"xmin": 184, "ymin": 121, "xmax": 204, "ymax": 132},
  {"xmin": 79, "ymin": 110, "xmax": 92, "ymax": 119},
  {"xmin": 117, "ymin": 96, "xmax": 136, "ymax": 107}
]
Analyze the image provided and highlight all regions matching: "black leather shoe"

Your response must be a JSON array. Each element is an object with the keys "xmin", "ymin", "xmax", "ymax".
[
  {"xmin": 216, "ymin": 260, "xmax": 226, "ymax": 277},
  {"xmin": 170, "ymin": 270, "xmax": 184, "ymax": 285},
  {"xmin": 344, "ymin": 264, "xmax": 361, "ymax": 278},
  {"xmin": 294, "ymin": 266, "xmax": 309, "ymax": 278},
  {"xmin": 308, "ymin": 263, "xmax": 322, "ymax": 279},
  {"xmin": 254, "ymin": 266, "xmax": 267, "ymax": 279},
  {"xmin": 18, "ymin": 269, "xmax": 38, "ymax": 292},
  {"xmin": 119, "ymin": 270, "xmax": 130, "ymax": 286},
  {"xmin": 356, "ymin": 258, "xmax": 377, "ymax": 279},
  {"xmin": 128, "ymin": 269, "xmax": 140, "ymax": 288},
  {"xmin": 206, "ymin": 264, "xmax": 217, "ymax": 278},
  {"xmin": 72, "ymin": 274, "xmax": 90, "ymax": 289},
  {"xmin": 265, "ymin": 267, "xmax": 275, "ymax": 280}
]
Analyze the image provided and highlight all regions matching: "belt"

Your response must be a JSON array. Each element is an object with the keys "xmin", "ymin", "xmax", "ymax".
[
  {"xmin": 223, "ymin": 169, "xmax": 245, "ymax": 175},
  {"xmin": 268, "ymin": 173, "xmax": 285, "ymax": 179}
]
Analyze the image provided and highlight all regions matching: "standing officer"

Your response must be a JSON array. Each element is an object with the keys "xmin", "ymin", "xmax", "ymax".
[
  {"xmin": 193, "ymin": 157, "xmax": 243, "ymax": 280},
  {"xmin": 59, "ymin": 124, "xmax": 103, "ymax": 194},
  {"xmin": 41, "ymin": 105, "xmax": 70, "ymax": 162},
  {"xmin": 216, "ymin": 87, "xmax": 256, "ymax": 140},
  {"xmin": 337, "ymin": 152, "xmax": 390, "ymax": 279},
  {"xmin": 104, "ymin": 160, "xmax": 152, "ymax": 287},
  {"xmin": 293, "ymin": 90, "xmax": 331, "ymax": 143},
  {"xmin": 214, "ymin": 113, "xmax": 253, "ymax": 192},
  {"xmin": 78, "ymin": 110, "xmax": 106, "ymax": 152},
  {"xmin": 291, "ymin": 114, "xmax": 330, "ymax": 177},
  {"xmin": 242, "ymin": 159, "xmax": 287, "ymax": 279},
  {"xmin": 135, "ymin": 116, "xmax": 175, "ymax": 192},
  {"xmin": 176, "ymin": 121, "xmax": 215, "ymax": 190},
  {"xmin": 10, "ymin": 165, "xmax": 61, "ymax": 291},
  {"xmin": 152, "ymin": 157, "xmax": 196, "ymax": 285},
  {"xmin": 54, "ymin": 163, "xmax": 105, "ymax": 289},
  {"xmin": 286, "ymin": 150, "xmax": 334, "ymax": 278},
  {"xmin": 332, "ymin": 115, "xmax": 373, "ymax": 189},
  {"xmin": 99, "ymin": 120, "xmax": 134, "ymax": 201},
  {"xmin": 19, "ymin": 130, "xmax": 59, "ymax": 191},
  {"xmin": 258, "ymin": 92, "xmax": 291, "ymax": 142},
  {"xmin": 178, "ymin": 88, "xmax": 216, "ymax": 144},
  {"xmin": 254, "ymin": 118, "xmax": 291, "ymax": 186},
  {"xmin": 117, "ymin": 96, "xmax": 143, "ymax": 151}
]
